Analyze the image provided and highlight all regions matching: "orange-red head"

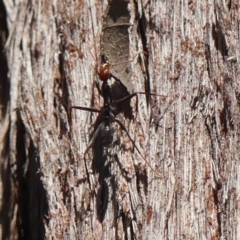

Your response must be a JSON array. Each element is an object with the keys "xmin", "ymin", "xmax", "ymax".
[{"xmin": 97, "ymin": 62, "xmax": 111, "ymax": 82}]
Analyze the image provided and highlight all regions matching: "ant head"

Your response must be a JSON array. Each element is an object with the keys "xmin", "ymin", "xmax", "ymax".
[{"xmin": 97, "ymin": 53, "xmax": 111, "ymax": 82}]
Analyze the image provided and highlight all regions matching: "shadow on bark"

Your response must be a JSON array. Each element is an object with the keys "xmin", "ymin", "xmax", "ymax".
[{"xmin": 1, "ymin": 112, "xmax": 49, "ymax": 240}]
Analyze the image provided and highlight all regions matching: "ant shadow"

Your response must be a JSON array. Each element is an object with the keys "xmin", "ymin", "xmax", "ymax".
[{"xmin": 109, "ymin": 79, "xmax": 135, "ymax": 119}]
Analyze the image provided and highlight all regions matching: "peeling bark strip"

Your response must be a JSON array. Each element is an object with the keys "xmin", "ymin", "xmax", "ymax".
[{"xmin": 100, "ymin": 0, "xmax": 133, "ymax": 93}]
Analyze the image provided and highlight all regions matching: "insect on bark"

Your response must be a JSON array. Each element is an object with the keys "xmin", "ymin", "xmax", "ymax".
[
  {"xmin": 71, "ymin": 0, "xmax": 163, "ymax": 190},
  {"xmin": 71, "ymin": 59, "xmax": 163, "ymax": 184}
]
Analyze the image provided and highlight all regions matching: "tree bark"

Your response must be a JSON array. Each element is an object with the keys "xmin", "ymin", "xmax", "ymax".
[{"xmin": 1, "ymin": 0, "xmax": 240, "ymax": 239}]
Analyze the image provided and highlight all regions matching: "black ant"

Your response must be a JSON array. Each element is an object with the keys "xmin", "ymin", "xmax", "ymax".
[{"xmin": 71, "ymin": 55, "xmax": 162, "ymax": 184}]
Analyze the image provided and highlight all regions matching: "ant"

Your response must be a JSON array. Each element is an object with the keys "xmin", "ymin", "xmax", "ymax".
[{"xmin": 71, "ymin": 54, "xmax": 162, "ymax": 184}]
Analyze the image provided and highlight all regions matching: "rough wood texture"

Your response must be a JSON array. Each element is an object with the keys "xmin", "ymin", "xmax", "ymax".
[{"xmin": 1, "ymin": 0, "xmax": 240, "ymax": 239}]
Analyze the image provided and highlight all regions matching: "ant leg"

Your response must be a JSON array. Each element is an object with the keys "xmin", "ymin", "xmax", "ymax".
[
  {"xmin": 115, "ymin": 118, "xmax": 163, "ymax": 179},
  {"xmin": 71, "ymin": 105, "xmax": 104, "ymax": 186},
  {"xmin": 71, "ymin": 106, "xmax": 101, "ymax": 113},
  {"xmin": 113, "ymin": 91, "xmax": 164, "ymax": 105},
  {"xmin": 110, "ymin": 51, "xmax": 148, "ymax": 67},
  {"xmin": 71, "ymin": 105, "xmax": 102, "ymax": 166},
  {"xmin": 113, "ymin": 92, "xmax": 167, "ymax": 115},
  {"xmin": 113, "ymin": 92, "xmax": 144, "ymax": 114},
  {"xmin": 113, "ymin": 91, "xmax": 142, "ymax": 104}
]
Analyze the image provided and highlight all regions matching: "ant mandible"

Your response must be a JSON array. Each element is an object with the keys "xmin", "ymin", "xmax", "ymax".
[{"xmin": 71, "ymin": 54, "xmax": 162, "ymax": 182}]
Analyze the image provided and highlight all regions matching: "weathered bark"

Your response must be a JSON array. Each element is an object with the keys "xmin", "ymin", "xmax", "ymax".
[{"xmin": 1, "ymin": 0, "xmax": 240, "ymax": 239}]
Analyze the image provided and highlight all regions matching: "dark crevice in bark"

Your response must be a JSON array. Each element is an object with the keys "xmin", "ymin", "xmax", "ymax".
[
  {"xmin": 1, "ymin": 128, "xmax": 12, "ymax": 240},
  {"xmin": 56, "ymin": 27, "xmax": 71, "ymax": 137},
  {"xmin": 0, "ymin": 0, "xmax": 9, "ymax": 116},
  {"xmin": 204, "ymin": 43, "xmax": 212, "ymax": 79},
  {"xmin": 204, "ymin": 114, "xmax": 223, "ymax": 236},
  {"xmin": 211, "ymin": 180, "xmax": 223, "ymax": 237},
  {"xmin": 0, "ymin": 2, "xmax": 12, "ymax": 240},
  {"xmin": 134, "ymin": 0, "xmax": 151, "ymax": 107},
  {"xmin": 16, "ymin": 112, "xmax": 48, "ymax": 240},
  {"xmin": 212, "ymin": 8, "xmax": 228, "ymax": 58},
  {"xmin": 136, "ymin": 168, "xmax": 148, "ymax": 197}
]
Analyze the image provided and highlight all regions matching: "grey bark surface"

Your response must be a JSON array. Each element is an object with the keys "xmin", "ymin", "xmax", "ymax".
[{"xmin": 0, "ymin": 0, "xmax": 240, "ymax": 239}]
